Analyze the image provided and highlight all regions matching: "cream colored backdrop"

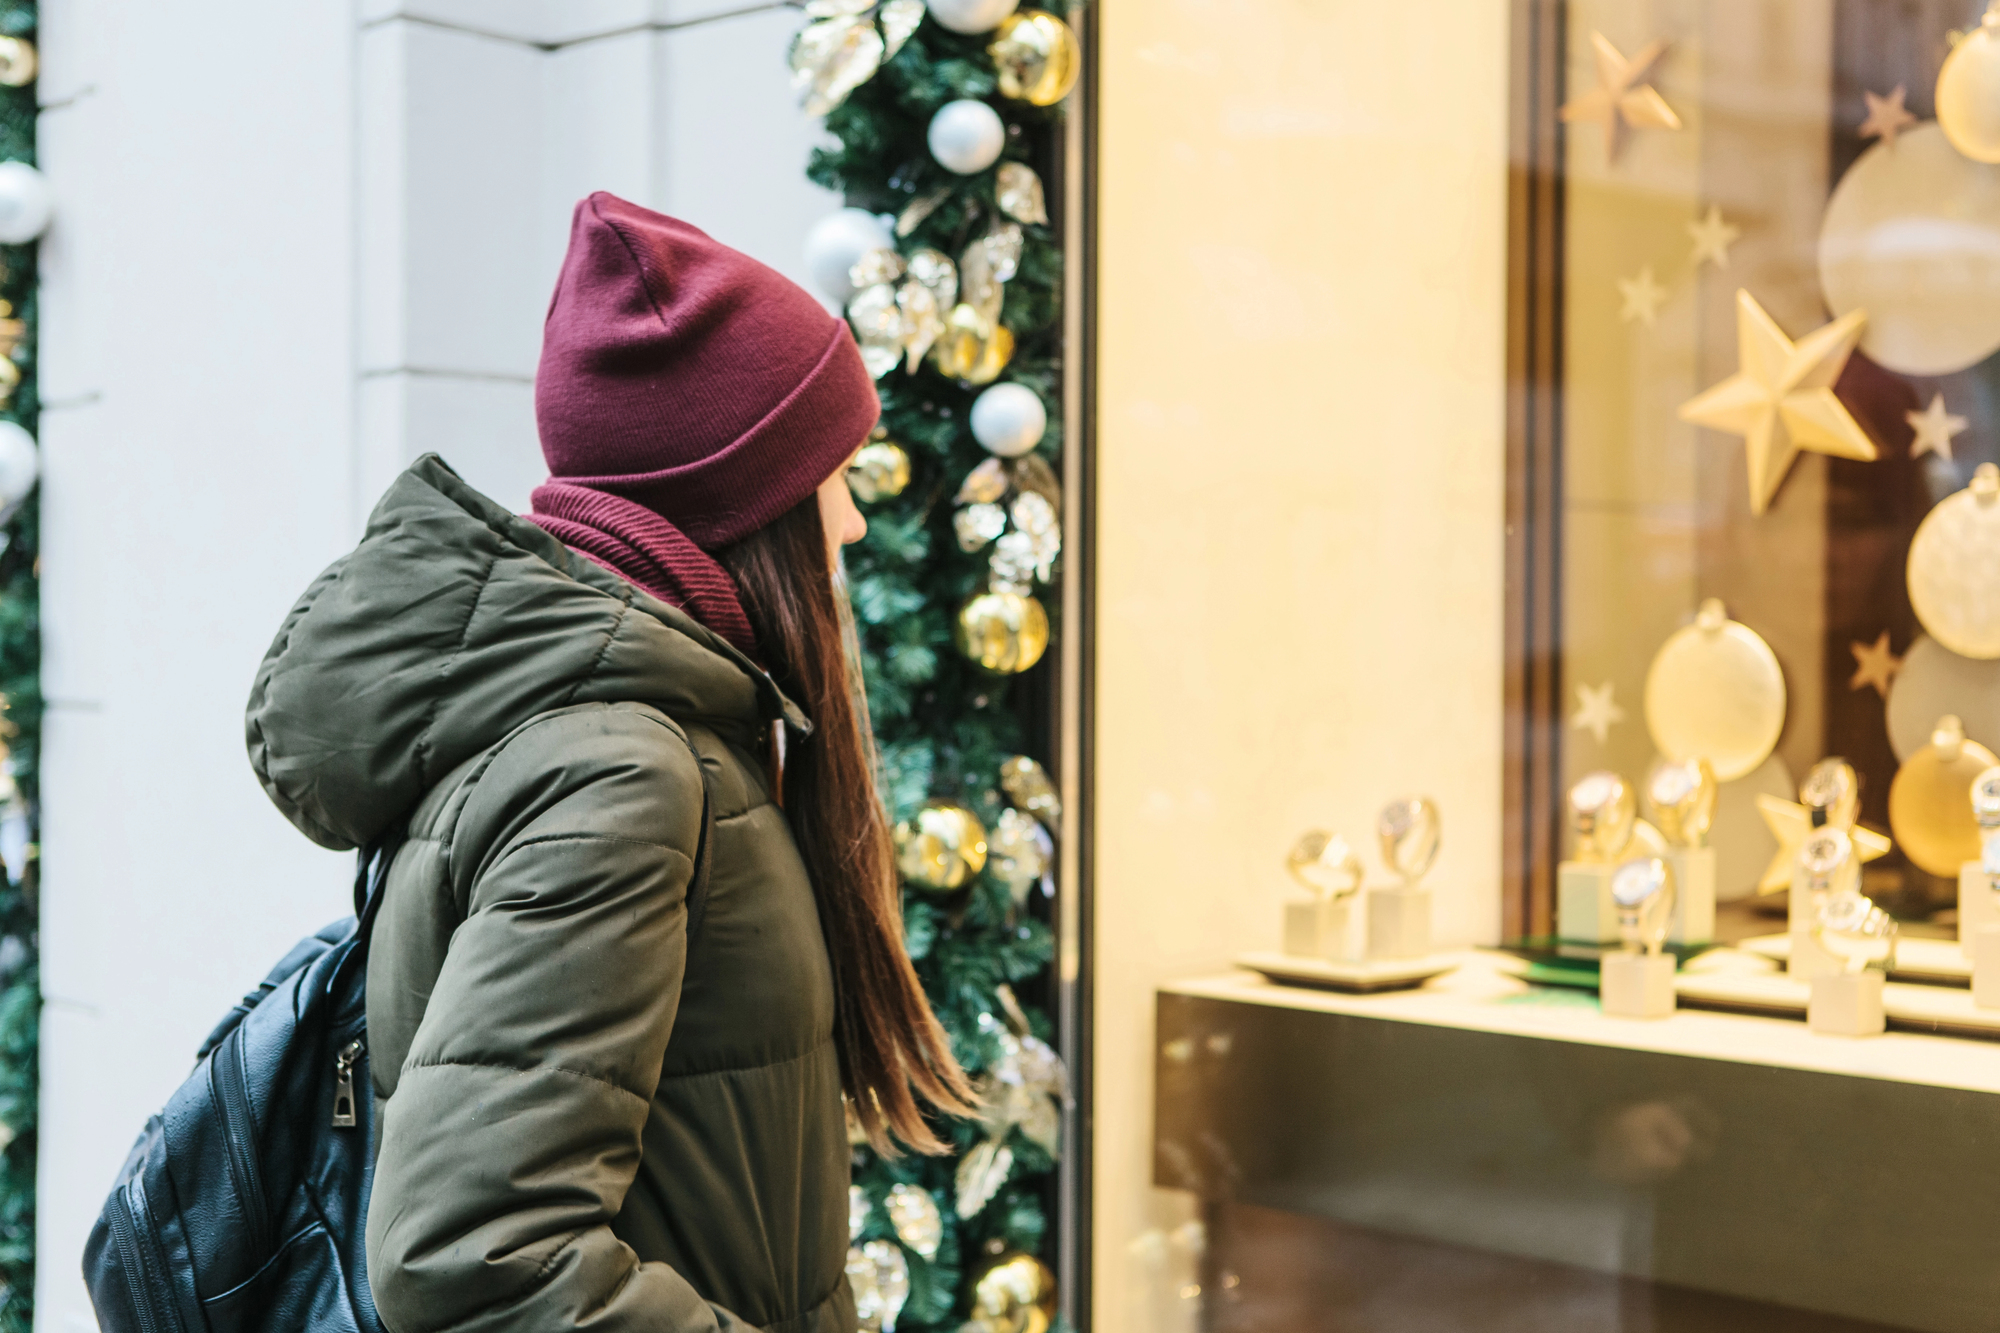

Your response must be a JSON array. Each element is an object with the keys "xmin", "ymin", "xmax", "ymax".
[{"xmin": 1091, "ymin": 2, "xmax": 1511, "ymax": 1325}]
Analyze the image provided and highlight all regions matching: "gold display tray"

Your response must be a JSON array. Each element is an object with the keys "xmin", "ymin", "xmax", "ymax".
[
  {"xmin": 1734, "ymin": 931, "xmax": 1970, "ymax": 985},
  {"xmin": 1675, "ymin": 950, "xmax": 2000, "ymax": 1038},
  {"xmin": 1235, "ymin": 950, "xmax": 1459, "ymax": 994}
]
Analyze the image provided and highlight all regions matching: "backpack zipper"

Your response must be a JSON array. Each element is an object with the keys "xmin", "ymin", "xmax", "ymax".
[
  {"xmin": 105, "ymin": 1183, "xmax": 165, "ymax": 1333},
  {"xmin": 208, "ymin": 1029, "xmax": 273, "ymax": 1259},
  {"xmin": 332, "ymin": 1038, "xmax": 362, "ymax": 1128}
]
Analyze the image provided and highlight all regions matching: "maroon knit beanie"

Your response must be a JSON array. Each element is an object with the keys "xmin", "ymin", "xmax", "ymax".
[{"xmin": 527, "ymin": 193, "xmax": 880, "ymax": 650}]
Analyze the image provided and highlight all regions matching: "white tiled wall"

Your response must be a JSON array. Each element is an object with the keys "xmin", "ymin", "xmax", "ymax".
[{"xmin": 35, "ymin": 4, "xmax": 832, "ymax": 1328}]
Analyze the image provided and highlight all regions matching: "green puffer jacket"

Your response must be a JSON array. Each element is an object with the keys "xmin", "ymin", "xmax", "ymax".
[{"xmin": 245, "ymin": 455, "xmax": 855, "ymax": 1333}]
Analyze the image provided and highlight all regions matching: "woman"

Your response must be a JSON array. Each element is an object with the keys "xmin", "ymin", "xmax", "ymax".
[{"xmin": 245, "ymin": 194, "xmax": 973, "ymax": 1333}]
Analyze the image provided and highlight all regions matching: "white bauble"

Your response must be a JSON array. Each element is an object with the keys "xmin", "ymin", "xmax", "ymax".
[
  {"xmin": 925, "ymin": 0, "xmax": 1018, "ymax": 34},
  {"xmin": 927, "ymin": 100, "xmax": 1006, "ymax": 176},
  {"xmin": 970, "ymin": 382, "xmax": 1046, "ymax": 457},
  {"xmin": 0, "ymin": 163, "xmax": 50, "ymax": 245},
  {"xmin": 0, "ymin": 421, "xmax": 37, "ymax": 510},
  {"xmin": 804, "ymin": 208, "xmax": 896, "ymax": 305}
]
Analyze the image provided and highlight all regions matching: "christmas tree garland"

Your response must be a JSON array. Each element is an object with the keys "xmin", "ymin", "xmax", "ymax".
[
  {"xmin": 0, "ymin": 4, "xmax": 41, "ymax": 1329},
  {"xmin": 791, "ymin": 2, "xmax": 1078, "ymax": 1329}
]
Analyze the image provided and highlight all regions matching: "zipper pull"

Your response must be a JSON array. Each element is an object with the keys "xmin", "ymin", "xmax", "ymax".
[{"xmin": 332, "ymin": 1038, "xmax": 362, "ymax": 1128}]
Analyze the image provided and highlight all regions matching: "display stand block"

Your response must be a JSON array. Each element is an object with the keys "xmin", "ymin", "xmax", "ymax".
[
  {"xmin": 1973, "ymin": 925, "xmax": 2000, "ymax": 1011},
  {"xmin": 1600, "ymin": 951, "xmax": 1675, "ymax": 1018},
  {"xmin": 1961, "ymin": 862, "xmax": 1998, "ymax": 960},
  {"xmin": 1555, "ymin": 861, "xmax": 1617, "ymax": 943},
  {"xmin": 1665, "ymin": 846, "xmax": 1714, "ymax": 944},
  {"xmin": 1788, "ymin": 930, "xmax": 1843, "ymax": 980},
  {"xmin": 1282, "ymin": 899, "xmax": 1356, "ymax": 963},
  {"xmin": 1808, "ymin": 970, "xmax": 1886, "ymax": 1037},
  {"xmin": 1366, "ymin": 886, "xmax": 1431, "ymax": 960}
]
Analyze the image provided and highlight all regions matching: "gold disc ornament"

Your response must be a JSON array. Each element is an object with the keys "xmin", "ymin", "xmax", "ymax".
[
  {"xmin": 1937, "ymin": 4, "xmax": 2000, "ymax": 163},
  {"xmin": 894, "ymin": 801, "xmax": 989, "ymax": 890},
  {"xmin": 956, "ymin": 589, "xmax": 1049, "ymax": 673},
  {"xmin": 988, "ymin": 11, "xmax": 1080, "ymax": 106},
  {"xmin": 1818, "ymin": 124, "xmax": 2000, "ymax": 375},
  {"xmin": 1888, "ymin": 715, "xmax": 2000, "ymax": 875},
  {"xmin": 1643, "ymin": 599, "xmax": 1787, "ymax": 782},
  {"xmin": 1885, "ymin": 634, "xmax": 2000, "ymax": 761},
  {"xmin": 1908, "ymin": 463, "xmax": 2000, "ymax": 659}
]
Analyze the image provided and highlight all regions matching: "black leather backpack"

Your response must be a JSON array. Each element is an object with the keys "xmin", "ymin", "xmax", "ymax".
[
  {"xmin": 81, "ymin": 835, "xmax": 402, "ymax": 1333},
  {"xmin": 82, "ymin": 724, "xmax": 715, "ymax": 1333}
]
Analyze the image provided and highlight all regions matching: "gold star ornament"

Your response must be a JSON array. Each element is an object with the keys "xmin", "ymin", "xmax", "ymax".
[
  {"xmin": 1571, "ymin": 681, "xmax": 1626, "ymax": 745},
  {"xmin": 1754, "ymin": 795, "xmax": 1892, "ymax": 895},
  {"xmin": 1618, "ymin": 266, "xmax": 1667, "ymax": 326},
  {"xmin": 1848, "ymin": 631, "xmax": 1901, "ymax": 697},
  {"xmin": 1677, "ymin": 289, "xmax": 1877, "ymax": 516},
  {"xmin": 1907, "ymin": 392, "xmax": 1968, "ymax": 460},
  {"xmin": 1859, "ymin": 85, "xmax": 1918, "ymax": 149},
  {"xmin": 1559, "ymin": 32, "xmax": 1682, "ymax": 161},
  {"xmin": 1688, "ymin": 205, "xmax": 1740, "ymax": 269}
]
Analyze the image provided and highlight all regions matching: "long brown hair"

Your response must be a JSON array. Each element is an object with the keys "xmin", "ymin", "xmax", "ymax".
[{"xmin": 720, "ymin": 496, "xmax": 977, "ymax": 1154}]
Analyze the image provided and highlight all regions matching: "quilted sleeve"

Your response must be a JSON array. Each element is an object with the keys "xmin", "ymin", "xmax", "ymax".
[{"xmin": 364, "ymin": 704, "xmax": 740, "ymax": 1333}]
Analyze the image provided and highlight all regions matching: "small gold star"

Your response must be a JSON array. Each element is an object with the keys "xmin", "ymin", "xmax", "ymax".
[
  {"xmin": 1618, "ymin": 266, "xmax": 1668, "ymax": 326},
  {"xmin": 1859, "ymin": 85, "xmax": 1918, "ymax": 149},
  {"xmin": 1688, "ymin": 204, "xmax": 1741, "ymax": 269},
  {"xmin": 1907, "ymin": 392, "xmax": 1968, "ymax": 461},
  {"xmin": 1559, "ymin": 31, "xmax": 1682, "ymax": 162},
  {"xmin": 1571, "ymin": 681, "xmax": 1626, "ymax": 745},
  {"xmin": 1848, "ymin": 631, "xmax": 1902, "ymax": 697},
  {"xmin": 1755, "ymin": 795, "xmax": 1893, "ymax": 894},
  {"xmin": 1677, "ymin": 289, "xmax": 1878, "ymax": 516}
]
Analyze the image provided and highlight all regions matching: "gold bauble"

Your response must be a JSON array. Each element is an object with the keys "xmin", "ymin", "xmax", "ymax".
[
  {"xmin": 1888, "ymin": 715, "xmax": 2000, "ymax": 875},
  {"xmin": 1938, "ymin": 8, "xmax": 2000, "ymax": 164},
  {"xmin": 988, "ymin": 11, "xmax": 1080, "ymax": 106},
  {"xmin": 955, "ymin": 589, "xmax": 1049, "ymax": 673},
  {"xmin": 0, "ymin": 37, "xmax": 34, "ymax": 88},
  {"xmin": 894, "ymin": 801, "xmax": 989, "ymax": 890},
  {"xmin": 970, "ymin": 1252, "xmax": 1058, "ymax": 1333},
  {"xmin": 1643, "ymin": 599, "xmax": 1787, "ymax": 782},
  {"xmin": 1908, "ymin": 463, "xmax": 2000, "ymax": 660},
  {"xmin": 848, "ymin": 440, "xmax": 911, "ymax": 502},
  {"xmin": 933, "ymin": 305, "xmax": 1015, "ymax": 384}
]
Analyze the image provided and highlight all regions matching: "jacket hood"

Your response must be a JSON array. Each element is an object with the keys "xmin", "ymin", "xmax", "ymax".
[{"xmin": 247, "ymin": 454, "xmax": 806, "ymax": 851}]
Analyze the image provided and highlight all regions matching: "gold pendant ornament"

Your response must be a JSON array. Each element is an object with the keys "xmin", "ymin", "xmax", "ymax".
[
  {"xmin": 1888, "ymin": 715, "xmax": 2000, "ymax": 875},
  {"xmin": 894, "ymin": 801, "xmax": 989, "ymax": 890},
  {"xmin": 0, "ymin": 37, "xmax": 35, "ymax": 88},
  {"xmin": 1643, "ymin": 599, "xmax": 1787, "ymax": 782},
  {"xmin": 1937, "ymin": 3, "xmax": 2000, "ymax": 163},
  {"xmin": 1908, "ymin": 463, "xmax": 2000, "ymax": 659},
  {"xmin": 846, "ymin": 1240, "xmax": 911, "ymax": 1333},
  {"xmin": 1677, "ymin": 290, "xmax": 1876, "ymax": 516},
  {"xmin": 847, "ymin": 435, "xmax": 911, "ymax": 502},
  {"xmin": 955, "ymin": 589, "xmax": 1049, "ymax": 673},
  {"xmin": 969, "ymin": 1252, "xmax": 1058, "ymax": 1333},
  {"xmin": 1557, "ymin": 31, "xmax": 1681, "ymax": 162},
  {"xmin": 988, "ymin": 10, "xmax": 1081, "ymax": 106}
]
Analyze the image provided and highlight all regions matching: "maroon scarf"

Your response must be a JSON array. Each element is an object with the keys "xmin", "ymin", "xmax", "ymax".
[{"xmin": 527, "ymin": 481, "xmax": 757, "ymax": 654}]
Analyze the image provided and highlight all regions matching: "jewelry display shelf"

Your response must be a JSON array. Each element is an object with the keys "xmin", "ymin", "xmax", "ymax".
[
  {"xmin": 1734, "ymin": 931, "xmax": 1972, "ymax": 985},
  {"xmin": 1169, "ymin": 957, "xmax": 2000, "ymax": 1331}
]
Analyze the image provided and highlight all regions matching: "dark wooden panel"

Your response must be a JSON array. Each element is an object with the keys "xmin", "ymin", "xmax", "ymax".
[
  {"xmin": 1505, "ymin": 0, "xmax": 1569, "ymax": 939},
  {"xmin": 1156, "ymin": 991, "xmax": 2000, "ymax": 1332}
]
